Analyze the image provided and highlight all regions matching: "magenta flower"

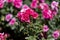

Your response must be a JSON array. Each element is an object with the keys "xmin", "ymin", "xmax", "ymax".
[
  {"xmin": 52, "ymin": 31, "xmax": 60, "ymax": 39},
  {"xmin": 13, "ymin": 0, "xmax": 23, "ymax": 8},
  {"xmin": 22, "ymin": 5, "xmax": 29, "ymax": 9},
  {"xmin": 5, "ymin": 14, "xmax": 13, "ymax": 22},
  {"xmin": 9, "ymin": 18, "xmax": 16, "ymax": 25},
  {"xmin": 42, "ymin": 9, "xmax": 53, "ymax": 20},
  {"xmin": 0, "ymin": 3, "xmax": 4, "ymax": 8},
  {"xmin": 17, "ymin": 5, "xmax": 38, "ymax": 23},
  {"xmin": 21, "ymin": 4, "xmax": 30, "ymax": 12},
  {"xmin": 52, "ymin": 10, "xmax": 57, "ymax": 16},
  {"xmin": 0, "ymin": 33, "xmax": 5, "ymax": 40},
  {"xmin": 30, "ymin": 10, "xmax": 39, "ymax": 19},
  {"xmin": 17, "ymin": 12, "xmax": 24, "ymax": 20},
  {"xmin": 51, "ymin": 1, "xmax": 59, "ymax": 10},
  {"xmin": 51, "ymin": 1, "xmax": 59, "ymax": 15},
  {"xmin": 0, "ymin": 33, "xmax": 8, "ymax": 40},
  {"xmin": 43, "ymin": 25, "xmax": 49, "ymax": 32},
  {"xmin": 26, "ymin": 9, "xmax": 39, "ymax": 19},
  {"xmin": 38, "ymin": 3, "xmax": 49, "ymax": 10},
  {"xmin": 17, "ymin": 12, "xmax": 22, "ymax": 20},
  {"xmin": 30, "ymin": 1, "xmax": 38, "ymax": 8},
  {"xmin": 31, "ymin": 12, "xmax": 39, "ymax": 19},
  {"xmin": 0, "ymin": 0, "xmax": 5, "ymax": 8},
  {"xmin": 17, "ymin": 5, "xmax": 30, "ymax": 23},
  {"xmin": 17, "ymin": 12, "xmax": 30, "ymax": 23},
  {"xmin": 21, "ymin": 13, "xmax": 30, "ymax": 23}
]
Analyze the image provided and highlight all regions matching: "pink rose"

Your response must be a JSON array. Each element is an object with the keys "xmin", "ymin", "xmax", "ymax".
[
  {"xmin": 51, "ymin": 1, "xmax": 59, "ymax": 10},
  {"xmin": 30, "ymin": 1, "xmax": 38, "ymax": 8},
  {"xmin": 25, "ymin": 9, "xmax": 39, "ymax": 19},
  {"xmin": 0, "ymin": 33, "xmax": 8, "ymax": 40},
  {"xmin": 43, "ymin": 25, "xmax": 49, "ymax": 32},
  {"xmin": 17, "ymin": 12, "xmax": 24, "ymax": 21},
  {"xmin": 0, "ymin": 0, "xmax": 5, "ymax": 8},
  {"xmin": 13, "ymin": 0, "xmax": 22, "ymax": 8},
  {"xmin": 17, "ymin": 12, "xmax": 30, "ymax": 23},
  {"xmin": 21, "ymin": 13, "xmax": 30, "ymax": 23},
  {"xmin": 26, "ymin": 9, "xmax": 39, "ymax": 19},
  {"xmin": 52, "ymin": 10, "xmax": 57, "ymax": 16},
  {"xmin": 32, "ymin": 12, "xmax": 39, "ymax": 19},
  {"xmin": 20, "ymin": 5, "xmax": 30, "ymax": 12},
  {"xmin": 42, "ymin": 9, "xmax": 53, "ymax": 20},
  {"xmin": 9, "ymin": 18, "xmax": 16, "ymax": 25},
  {"xmin": 38, "ymin": 3, "xmax": 49, "ymax": 10},
  {"xmin": 0, "ymin": 3, "xmax": 4, "ymax": 8},
  {"xmin": 30, "ymin": 10, "xmax": 39, "ymax": 19},
  {"xmin": 52, "ymin": 31, "xmax": 59, "ymax": 39},
  {"xmin": 17, "ymin": 5, "xmax": 38, "ymax": 23},
  {"xmin": 17, "ymin": 5, "xmax": 30, "ymax": 23},
  {"xmin": 0, "ymin": 33, "xmax": 5, "ymax": 40},
  {"xmin": 51, "ymin": 1, "xmax": 59, "ymax": 14},
  {"xmin": 5, "ymin": 14, "xmax": 13, "ymax": 22},
  {"xmin": 22, "ymin": 5, "xmax": 30, "ymax": 10}
]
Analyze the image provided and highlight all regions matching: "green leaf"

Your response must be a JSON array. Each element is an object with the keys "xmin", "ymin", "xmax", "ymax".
[
  {"xmin": 47, "ymin": 38, "xmax": 55, "ymax": 40},
  {"xmin": 25, "ymin": 36, "xmax": 37, "ymax": 40},
  {"xmin": 20, "ymin": 26, "xmax": 24, "ymax": 31}
]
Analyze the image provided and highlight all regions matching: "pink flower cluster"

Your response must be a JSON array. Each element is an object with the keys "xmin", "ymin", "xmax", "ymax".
[
  {"xmin": 42, "ymin": 25, "xmax": 60, "ymax": 39},
  {"xmin": 0, "ymin": 0, "xmax": 23, "ymax": 8},
  {"xmin": 17, "ymin": 5, "xmax": 39, "ymax": 23},
  {"xmin": 39, "ymin": 1, "xmax": 59, "ymax": 20},
  {"xmin": 30, "ymin": 0, "xmax": 59, "ymax": 20},
  {"xmin": 5, "ymin": 14, "xmax": 16, "ymax": 25}
]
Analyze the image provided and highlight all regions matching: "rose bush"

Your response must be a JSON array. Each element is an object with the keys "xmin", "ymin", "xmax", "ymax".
[{"xmin": 0, "ymin": 0, "xmax": 60, "ymax": 40}]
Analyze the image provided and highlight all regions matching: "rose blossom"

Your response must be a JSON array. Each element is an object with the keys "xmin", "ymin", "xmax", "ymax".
[
  {"xmin": 0, "ymin": 0, "xmax": 6, "ymax": 8},
  {"xmin": 43, "ymin": 25, "xmax": 49, "ymax": 32},
  {"xmin": 52, "ymin": 31, "xmax": 59, "ymax": 39},
  {"xmin": 52, "ymin": 9, "xmax": 57, "ymax": 16},
  {"xmin": 21, "ymin": 13, "xmax": 30, "ymax": 23},
  {"xmin": 0, "ymin": 3, "xmax": 4, "ymax": 8},
  {"xmin": 42, "ymin": 9, "xmax": 53, "ymax": 20},
  {"xmin": 5, "ymin": 14, "xmax": 13, "ymax": 22},
  {"xmin": 17, "ymin": 12, "xmax": 22, "ymax": 20},
  {"xmin": 9, "ymin": 18, "xmax": 16, "ymax": 25},
  {"xmin": 51, "ymin": 1, "xmax": 59, "ymax": 10},
  {"xmin": 0, "ymin": 33, "xmax": 5, "ymax": 40},
  {"xmin": 38, "ymin": 3, "xmax": 49, "ymax": 10},
  {"xmin": 51, "ymin": 1, "xmax": 59, "ymax": 15},
  {"xmin": 20, "ymin": 4, "xmax": 30, "ymax": 12},
  {"xmin": 30, "ymin": 0, "xmax": 38, "ymax": 8},
  {"xmin": 25, "ymin": 9, "xmax": 39, "ymax": 19},
  {"xmin": 12, "ymin": 0, "xmax": 23, "ymax": 8},
  {"xmin": 17, "ymin": 5, "xmax": 38, "ymax": 23},
  {"xmin": 17, "ymin": 12, "xmax": 30, "ymax": 23}
]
